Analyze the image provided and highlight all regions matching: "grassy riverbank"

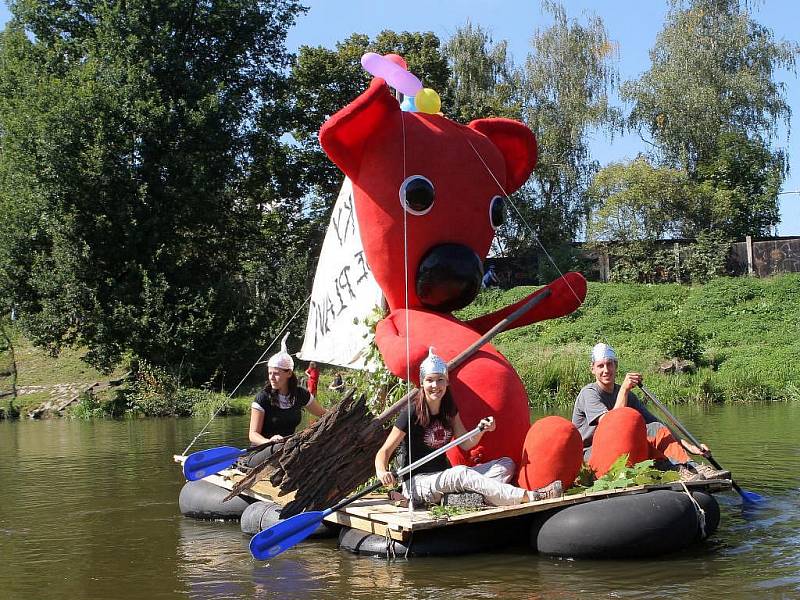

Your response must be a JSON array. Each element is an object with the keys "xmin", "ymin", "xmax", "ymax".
[
  {"xmin": 3, "ymin": 274, "xmax": 798, "ymax": 417},
  {"xmin": 0, "ymin": 335, "xmax": 345, "ymax": 418},
  {"xmin": 463, "ymin": 273, "xmax": 800, "ymax": 407}
]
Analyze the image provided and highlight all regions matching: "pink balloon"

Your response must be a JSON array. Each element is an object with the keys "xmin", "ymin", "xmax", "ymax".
[
  {"xmin": 384, "ymin": 53, "xmax": 407, "ymax": 70},
  {"xmin": 360, "ymin": 52, "xmax": 422, "ymax": 96}
]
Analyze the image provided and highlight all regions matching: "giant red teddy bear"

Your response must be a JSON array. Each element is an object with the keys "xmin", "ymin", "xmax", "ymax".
[{"xmin": 320, "ymin": 78, "xmax": 584, "ymax": 489}]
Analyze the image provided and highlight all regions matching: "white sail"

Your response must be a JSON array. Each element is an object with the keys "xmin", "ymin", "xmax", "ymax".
[{"xmin": 298, "ymin": 178, "xmax": 384, "ymax": 370}]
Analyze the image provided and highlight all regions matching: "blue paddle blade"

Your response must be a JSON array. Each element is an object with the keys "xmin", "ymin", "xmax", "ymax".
[
  {"xmin": 250, "ymin": 511, "xmax": 325, "ymax": 560},
  {"xmin": 740, "ymin": 489, "xmax": 765, "ymax": 504},
  {"xmin": 183, "ymin": 446, "xmax": 245, "ymax": 481}
]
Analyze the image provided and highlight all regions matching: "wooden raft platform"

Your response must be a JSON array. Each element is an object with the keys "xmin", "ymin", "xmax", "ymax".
[
  {"xmin": 176, "ymin": 454, "xmax": 731, "ymax": 543},
  {"xmin": 326, "ymin": 479, "xmax": 732, "ymax": 542}
]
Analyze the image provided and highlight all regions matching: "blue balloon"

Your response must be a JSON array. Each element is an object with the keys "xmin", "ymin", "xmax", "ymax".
[{"xmin": 400, "ymin": 95, "xmax": 417, "ymax": 112}]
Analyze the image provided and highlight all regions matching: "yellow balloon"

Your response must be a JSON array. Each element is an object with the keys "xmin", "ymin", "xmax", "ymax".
[{"xmin": 415, "ymin": 88, "xmax": 441, "ymax": 114}]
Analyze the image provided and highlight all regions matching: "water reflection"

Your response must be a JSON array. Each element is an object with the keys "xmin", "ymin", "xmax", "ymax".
[{"xmin": 1, "ymin": 403, "xmax": 798, "ymax": 600}]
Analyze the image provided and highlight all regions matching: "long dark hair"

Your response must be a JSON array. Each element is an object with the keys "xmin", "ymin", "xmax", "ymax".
[
  {"xmin": 413, "ymin": 387, "xmax": 457, "ymax": 428},
  {"xmin": 264, "ymin": 372, "xmax": 300, "ymax": 407}
]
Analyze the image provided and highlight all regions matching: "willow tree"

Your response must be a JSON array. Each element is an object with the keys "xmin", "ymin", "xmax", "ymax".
[
  {"xmin": 622, "ymin": 0, "xmax": 797, "ymax": 235},
  {"xmin": 513, "ymin": 0, "xmax": 622, "ymax": 259},
  {"xmin": 443, "ymin": 21, "xmax": 521, "ymax": 124}
]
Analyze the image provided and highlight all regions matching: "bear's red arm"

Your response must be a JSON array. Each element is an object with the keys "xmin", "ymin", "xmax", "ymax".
[
  {"xmin": 374, "ymin": 312, "xmax": 431, "ymax": 386},
  {"xmin": 464, "ymin": 272, "xmax": 587, "ymax": 334}
]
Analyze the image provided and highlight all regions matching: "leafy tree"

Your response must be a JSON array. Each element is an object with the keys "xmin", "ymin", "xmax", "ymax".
[
  {"xmin": 622, "ymin": 0, "xmax": 798, "ymax": 177},
  {"xmin": 694, "ymin": 132, "xmax": 783, "ymax": 237},
  {"xmin": 443, "ymin": 21, "xmax": 521, "ymax": 123},
  {"xmin": 512, "ymin": 0, "xmax": 622, "ymax": 255},
  {"xmin": 586, "ymin": 158, "xmax": 697, "ymax": 241},
  {"xmin": 0, "ymin": 0, "xmax": 306, "ymax": 379}
]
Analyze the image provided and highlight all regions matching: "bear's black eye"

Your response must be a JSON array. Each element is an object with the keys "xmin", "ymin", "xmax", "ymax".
[
  {"xmin": 489, "ymin": 196, "xmax": 505, "ymax": 229},
  {"xmin": 399, "ymin": 175, "xmax": 435, "ymax": 215}
]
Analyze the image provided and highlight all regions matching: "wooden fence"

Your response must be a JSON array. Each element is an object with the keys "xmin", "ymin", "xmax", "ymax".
[{"xmin": 486, "ymin": 236, "xmax": 800, "ymax": 286}]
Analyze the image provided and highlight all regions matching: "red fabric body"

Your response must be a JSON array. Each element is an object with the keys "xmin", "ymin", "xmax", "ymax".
[
  {"xmin": 517, "ymin": 416, "xmax": 583, "ymax": 490},
  {"xmin": 588, "ymin": 407, "xmax": 650, "ymax": 477},
  {"xmin": 319, "ymin": 78, "xmax": 587, "ymax": 467}
]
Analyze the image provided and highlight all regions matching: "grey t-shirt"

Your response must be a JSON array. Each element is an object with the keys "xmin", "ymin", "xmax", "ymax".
[{"xmin": 572, "ymin": 382, "xmax": 659, "ymax": 447}]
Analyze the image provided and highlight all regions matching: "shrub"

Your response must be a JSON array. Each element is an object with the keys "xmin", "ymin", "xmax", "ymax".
[
  {"xmin": 124, "ymin": 361, "xmax": 194, "ymax": 416},
  {"xmin": 657, "ymin": 323, "xmax": 705, "ymax": 363}
]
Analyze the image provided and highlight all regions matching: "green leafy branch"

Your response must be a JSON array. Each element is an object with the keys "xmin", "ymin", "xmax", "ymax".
[{"xmin": 566, "ymin": 455, "xmax": 679, "ymax": 495}]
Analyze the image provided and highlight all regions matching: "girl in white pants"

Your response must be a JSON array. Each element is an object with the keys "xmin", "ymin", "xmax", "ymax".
[{"xmin": 374, "ymin": 348, "xmax": 562, "ymax": 507}]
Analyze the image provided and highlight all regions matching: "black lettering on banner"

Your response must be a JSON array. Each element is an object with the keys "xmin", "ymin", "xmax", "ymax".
[
  {"xmin": 311, "ymin": 233, "xmax": 377, "ymax": 346},
  {"xmin": 331, "ymin": 192, "xmax": 356, "ymax": 246},
  {"xmin": 354, "ymin": 250, "xmax": 369, "ymax": 284}
]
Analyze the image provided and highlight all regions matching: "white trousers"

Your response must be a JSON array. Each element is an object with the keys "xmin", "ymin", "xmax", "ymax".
[{"xmin": 403, "ymin": 457, "xmax": 526, "ymax": 507}]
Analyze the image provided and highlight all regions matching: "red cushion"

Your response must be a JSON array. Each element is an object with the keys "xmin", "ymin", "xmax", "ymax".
[
  {"xmin": 517, "ymin": 416, "xmax": 583, "ymax": 490},
  {"xmin": 588, "ymin": 407, "xmax": 649, "ymax": 477}
]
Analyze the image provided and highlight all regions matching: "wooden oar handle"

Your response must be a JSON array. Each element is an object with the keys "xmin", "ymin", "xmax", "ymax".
[{"xmin": 375, "ymin": 288, "xmax": 552, "ymax": 424}]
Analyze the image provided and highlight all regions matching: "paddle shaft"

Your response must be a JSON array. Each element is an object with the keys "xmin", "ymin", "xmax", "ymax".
[
  {"xmin": 638, "ymin": 383, "xmax": 751, "ymax": 499},
  {"xmin": 376, "ymin": 288, "xmax": 552, "ymax": 424},
  {"xmin": 327, "ymin": 421, "xmax": 486, "ymax": 514}
]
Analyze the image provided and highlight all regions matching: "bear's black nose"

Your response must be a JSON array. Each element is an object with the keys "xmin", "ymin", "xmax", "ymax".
[{"xmin": 416, "ymin": 244, "xmax": 483, "ymax": 312}]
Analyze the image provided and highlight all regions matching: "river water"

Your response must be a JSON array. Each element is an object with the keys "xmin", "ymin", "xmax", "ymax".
[{"xmin": 1, "ymin": 403, "xmax": 798, "ymax": 600}]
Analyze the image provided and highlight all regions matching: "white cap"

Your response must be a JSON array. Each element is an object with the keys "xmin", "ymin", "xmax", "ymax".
[
  {"xmin": 267, "ymin": 333, "xmax": 295, "ymax": 370},
  {"xmin": 591, "ymin": 342, "xmax": 617, "ymax": 364},
  {"xmin": 419, "ymin": 347, "xmax": 448, "ymax": 380}
]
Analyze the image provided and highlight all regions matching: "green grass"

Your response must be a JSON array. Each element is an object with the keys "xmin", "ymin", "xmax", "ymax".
[{"xmin": 4, "ymin": 274, "xmax": 799, "ymax": 417}]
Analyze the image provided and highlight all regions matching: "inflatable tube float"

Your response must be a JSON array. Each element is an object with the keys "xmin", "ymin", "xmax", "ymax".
[
  {"xmin": 240, "ymin": 500, "xmax": 338, "ymax": 539},
  {"xmin": 338, "ymin": 516, "xmax": 527, "ymax": 558},
  {"xmin": 179, "ymin": 480, "xmax": 256, "ymax": 520},
  {"xmin": 530, "ymin": 490, "xmax": 720, "ymax": 559}
]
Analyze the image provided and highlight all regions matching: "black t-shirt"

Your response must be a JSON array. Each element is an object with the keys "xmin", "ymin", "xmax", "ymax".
[
  {"xmin": 394, "ymin": 403, "xmax": 454, "ymax": 480},
  {"xmin": 252, "ymin": 387, "xmax": 311, "ymax": 438}
]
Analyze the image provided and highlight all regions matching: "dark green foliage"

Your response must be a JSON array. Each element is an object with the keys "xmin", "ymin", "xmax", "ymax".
[
  {"xmin": 443, "ymin": 21, "xmax": 520, "ymax": 124},
  {"xmin": 513, "ymin": 1, "xmax": 622, "ymax": 249},
  {"xmin": 620, "ymin": 0, "xmax": 796, "ymax": 241},
  {"xmin": 695, "ymin": 132, "xmax": 784, "ymax": 238},
  {"xmin": 682, "ymin": 230, "xmax": 731, "ymax": 283},
  {"xmin": 622, "ymin": 0, "xmax": 797, "ymax": 176},
  {"xmin": 0, "ymin": 0, "xmax": 308, "ymax": 380}
]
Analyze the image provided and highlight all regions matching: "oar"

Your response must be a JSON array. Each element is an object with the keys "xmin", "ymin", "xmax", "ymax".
[
  {"xmin": 183, "ymin": 441, "xmax": 276, "ymax": 481},
  {"xmin": 249, "ymin": 420, "xmax": 489, "ymax": 560},
  {"xmin": 638, "ymin": 383, "xmax": 764, "ymax": 504}
]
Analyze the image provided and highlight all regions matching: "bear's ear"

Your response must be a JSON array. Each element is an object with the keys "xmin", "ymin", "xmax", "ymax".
[
  {"xmin": 319, "ymin": 78, "xmax": 400, "ymax": 179},
  {"xmin": 467, "ymin": 118, "xmax": 537, "ymax": 194}
]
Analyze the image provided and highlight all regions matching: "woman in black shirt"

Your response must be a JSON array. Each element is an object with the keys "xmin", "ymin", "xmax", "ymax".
[
  {"xmin": 249, "ymin": 336, "xmax": 325, "ymax": 445},
  {"xmin": 374, "ymin": 348, "xmax": 563, "ymax": 507}
]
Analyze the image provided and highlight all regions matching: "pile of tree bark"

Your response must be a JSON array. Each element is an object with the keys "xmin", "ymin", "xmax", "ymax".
[{"xmin": 230, "ymin": 389, "xmax": 389, "ymax": 517}]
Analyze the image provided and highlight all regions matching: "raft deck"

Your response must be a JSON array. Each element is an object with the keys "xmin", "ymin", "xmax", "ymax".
[
  {"xmin": 325, "ymin": 479, "xmax": 732, "ymax": 542},
  {"xmin": 175, "ymin": 454, "xmax": 731, "ymax": 543}
]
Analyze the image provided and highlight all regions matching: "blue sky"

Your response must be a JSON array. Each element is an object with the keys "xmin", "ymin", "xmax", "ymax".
[{"xmin": 2, "ymin": 1, "xmax": 798, "ymax": 235}]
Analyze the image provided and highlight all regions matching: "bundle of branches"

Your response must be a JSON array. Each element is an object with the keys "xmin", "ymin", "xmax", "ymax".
[{"xmin": 226, "ymin": 389, "xmax": 389, "ymax": 517}]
